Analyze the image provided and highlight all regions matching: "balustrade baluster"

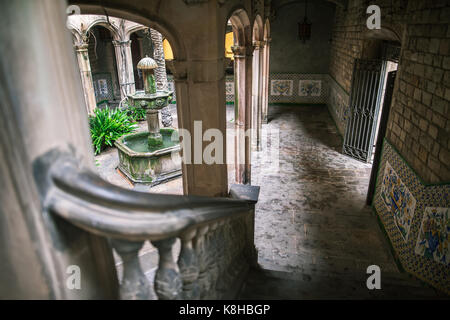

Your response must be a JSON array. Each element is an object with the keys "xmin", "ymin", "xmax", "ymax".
[
  {"xmin": 178, "ymin": 229, "xmax": 200, "ymax": 299},
  {"xmin": 194, "ymin": 226, "xmax": 209, "ymax": 299},
  {"xmin": 111, "ymin": 239, "xmax": 152, "ymax": 300},
  {"xmin": 208, "ymin": 222, "xmax": 220, "ymax": 299},
  {"xmin": 152, "ymin": 238, "xmax": 182, "ymax": 300},
  {"xmin": 215, "ymin": 220, "xmax": 227, "ymax": 296}
]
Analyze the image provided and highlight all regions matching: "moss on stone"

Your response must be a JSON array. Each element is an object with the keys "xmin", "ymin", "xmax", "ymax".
[{"xmin": 148, "ymin": 136, "xmax": 163, "ymax": 148}]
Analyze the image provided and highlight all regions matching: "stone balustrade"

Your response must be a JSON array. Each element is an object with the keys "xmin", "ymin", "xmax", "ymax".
[{"xmin": 35, "ymin": 148, "xmax": 259, "ymax": 300}]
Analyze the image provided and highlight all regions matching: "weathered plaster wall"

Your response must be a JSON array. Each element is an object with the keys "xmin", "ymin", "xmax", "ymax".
[
  {"xmin": 270, "ymin": 0, "xmax": 335, "ymax": 73},
  {"xmin": 327, "ymin": 0, "xmax": 450, "ymax": 293}
]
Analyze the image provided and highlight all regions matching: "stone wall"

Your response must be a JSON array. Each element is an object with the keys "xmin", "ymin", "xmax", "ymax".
[
  {"xmin": 327, "ymin": 0, "xmax": 450, "ymax": 293},
  {"xmin": 328, "ymin": 0, "xmax": 449, "ymax": 182},
  {"xmin": 327, "ymin": 75, "xmax": 350, "ymax": 136},
  {"xmin": 386, "ymin": 0, "xmax": 450, "ymax": 183},
  {"xmin": 327, "ymin": 0, "xmax": 366, "ymax": 135}
]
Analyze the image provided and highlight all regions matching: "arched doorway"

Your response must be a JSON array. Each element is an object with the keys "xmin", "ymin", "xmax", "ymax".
[
  {"xmin": 342, "ymin": 27, "xmax": 402, "ymax": 204},
  {"xmin": 87, "ymin": 25, "xmax": 121, "ymax": 108}
]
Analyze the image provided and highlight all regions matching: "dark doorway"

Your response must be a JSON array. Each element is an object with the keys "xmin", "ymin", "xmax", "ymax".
[{"xmin": 341, "ymin": 41, "xmax": 400, "ymax": 204}]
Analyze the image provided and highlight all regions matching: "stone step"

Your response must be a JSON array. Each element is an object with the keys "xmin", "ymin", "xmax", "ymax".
[{"xmin": 239, "ymin": 268, "xmax": 447, "ymax": 300}]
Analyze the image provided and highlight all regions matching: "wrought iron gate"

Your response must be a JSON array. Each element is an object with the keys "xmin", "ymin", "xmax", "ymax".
[
  {"xmin": 343, "ymin": 59, "xmax": 386, "ymax": 162},
  {"xmin": 367, "ymin": 70, "xmax": 397, "ymax": 205}
]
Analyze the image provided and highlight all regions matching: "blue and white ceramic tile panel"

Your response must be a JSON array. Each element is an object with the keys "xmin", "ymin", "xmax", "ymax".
[
  {"xmin": 374, "ymin": 140, "xmax": 450, "ymax": 294},
  {"xmin": 268, "ymin": 73, "xmax": 329, "ymax": 104},
  {"xmin": 327, "ymin": 74, "xmax": 350, "ymax": 137}
]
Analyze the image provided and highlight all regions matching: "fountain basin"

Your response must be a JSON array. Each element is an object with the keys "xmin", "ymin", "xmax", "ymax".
[
  {"xmin": 128, "ymin": 90, "xmax": 173, "ymax": 110},
  {"xmin": 115, "ymin": 129, "xmax": 182, "ymax": 185}
]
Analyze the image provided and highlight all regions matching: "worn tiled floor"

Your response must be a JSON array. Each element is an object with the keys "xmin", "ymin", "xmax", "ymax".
[{"xmin": 251, "ymin": 105, "xmax": 399, "ymax": 276}]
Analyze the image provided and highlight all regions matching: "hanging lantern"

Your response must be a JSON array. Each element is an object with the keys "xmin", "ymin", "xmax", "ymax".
[{"xmin": 298, "ymin": 0, "xmax": 311, "ymax": 43}]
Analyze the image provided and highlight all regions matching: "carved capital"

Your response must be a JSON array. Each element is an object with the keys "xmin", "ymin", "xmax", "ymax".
[
  {"xmin": 231, "ymin": 45, "xmax": 245, "ymax": 58},
  {"xmin": 74, "ymin": 42, "xmax": 89, "ymax": 52},
  {"xmin": 112, "ymin": 40, "xmax": 131, "ymax": 48},
  {"xmin": 166, "ymin": 60, "xmax": 188, "ymax": 81},
  {"xmin": 253, "ymin": 40, "xmax": 264, "ymax": 49},
  {"xmin": 231, "ymin": 45, "xmax": 254, "ymax": 58}
]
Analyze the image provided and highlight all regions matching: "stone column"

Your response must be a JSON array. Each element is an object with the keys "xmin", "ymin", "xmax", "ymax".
[
  {"xmin": 261, "ymin": 38, "xmax": 271, "ymax": 124},
  {"xmin": 231, "ymin": 45, "xmax": 246, "ymax": 184},
  {"xmin": 257, "ymin": 40, "xmax": 265, "ymax": 150},
  {"xmin": 231, "ymin": 45, "xmax": 253, "ymax": 185},
  {"xmin": 113, "ymin": 39, "xmax": 135, "ymax": 98},
  {"xmin": 74, "ymin": 42, "xmax": 97, "ymax": 115},
  {"xmin": 244, "ymin": 45, "xmax": 254, "ymax": 184},
  {"xmin": 0, "ymin": 0, "xmax": 118, "ymax": 299},
  {"xmin": 167, "ymin": 59, "xmax": 228, "ymax": 197},
  {"xmin": 253, "ymin": 40, "xmax": 264, "ymax": 151}
]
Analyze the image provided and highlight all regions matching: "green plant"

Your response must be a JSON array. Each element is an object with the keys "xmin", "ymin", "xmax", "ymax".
[{"xmin": 89, "ymin": 108, "xmax": 137, "ymax": 155}]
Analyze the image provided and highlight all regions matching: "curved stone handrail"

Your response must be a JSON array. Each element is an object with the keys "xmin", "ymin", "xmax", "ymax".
[
  {"xmin": 45, "ymin": 157, "xmax": 251, "ymax": 241},
  {"xmin": 34, "ymin": 148, "xmax": 258, "ymax": 300}
]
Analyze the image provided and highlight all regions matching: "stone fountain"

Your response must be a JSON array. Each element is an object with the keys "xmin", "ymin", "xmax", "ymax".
[{"xmin": 115, "ymin": 56, "xmax": 181, "ymax": 185}]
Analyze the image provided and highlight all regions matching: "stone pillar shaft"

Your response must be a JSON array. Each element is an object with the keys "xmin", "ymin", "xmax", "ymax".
[
  {"xmin": 75, "ymin": 43, "xmax": 97, "ymax": 115},
  {"xmin": 113, "ymin": 40, "xmax": 135, "ymax": 98},
  {"xmin": 167, "ymin": 59, "xmax": 228, "ymax": 197},
  {"xmin": 262, "ymin": 38, "xmax": 271, "ymax": 124},
  {"xmin": 232, "ymin": 45, "xmax": 253, "ymax": 185}
]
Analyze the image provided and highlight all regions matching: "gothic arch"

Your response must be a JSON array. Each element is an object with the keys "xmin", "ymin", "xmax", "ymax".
[
  {"xmin": 69, "ymin": 3, "xmax": 186, "ymax": 61},
  {"xmin": 264, "ymin": 18, "xmax": 270, "ymax": 40},
  {"xmin": 362, "ymin": 24, "xmax": 402, "ymax": 43},
  {"xmin": 84, "ymin": 17, "xmax": 121, "ymax": 40},
  {"xmin": 252, "ymin": 14, "xmax": 264, "ymax": 42},
  {"xmin": 228, "ymin": 8, "xmax": 252, "ymax": 47}
]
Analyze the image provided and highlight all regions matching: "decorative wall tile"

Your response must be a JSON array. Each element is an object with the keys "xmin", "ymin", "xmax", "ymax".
[
  {"xmin": 415, "ymin": 207, "xmax": 450, "ymax": 265},
  {"xmin": 299, "ymin": 80, "xmax": 322, "ymax": 97},
  {"xmin": 380, "ymin": 161, "xmax": 417, "ymax": 241},
  {"xmin": 374, "ymin": 140, "xmax": 450, "ymax": 294},
  {"xmin": 269, "ymin": 73, "xmax": 329, "ymax": 104},
  {"xmin": 270, "ymin": 79, "xmax": 293, "ymax": 96},
  {"xmin": 225, "ymin": 76, "xmax": 234, "ymax": 102},
  {"xmin": 92, "ymin": 72, "xmax": 115, "ymax": 102},
  {"xmin": 225, "ymin": 81, "xmax": 234, "ymax": 95}
]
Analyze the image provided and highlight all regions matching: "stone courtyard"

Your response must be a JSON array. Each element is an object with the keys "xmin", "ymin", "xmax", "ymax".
[{"xmin": 2, "ymin": 0, "xmax": 449, "ymax": 301}]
